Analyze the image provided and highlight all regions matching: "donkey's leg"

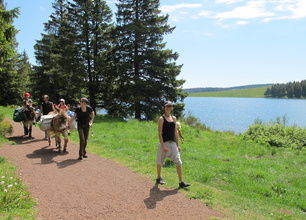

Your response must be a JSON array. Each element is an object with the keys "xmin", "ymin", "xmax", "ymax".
[
  {"xmin": 23, "ymin": 123, "xmax": 28, "ymax": 136},
  {"xmin": 29, "ymin": 124, "xmax": 32, "ymax": 138},
  {"xmin": 47, "ymin": 131, "xmax": 51, "ymax": 146},
  {"xmin": 55, "ymin": 133, "xmax": 62, "ymax": 152},
  {"xmin": 63, "ymin": 131, "xmax": 68, "ymax": 152}
]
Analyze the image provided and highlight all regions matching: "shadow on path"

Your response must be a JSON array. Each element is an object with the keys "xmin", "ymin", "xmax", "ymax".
[
  {"xmin": 56, "ymin": 159, "xmax": 80, "ymax": 169},
  {"xmin": 8, "ymin": 136, "xmax": 44, "ymax": 145},
  {"xmin": 143, "ymin": 185, "xmax": 179, "ymax": 209},
  {"xmin": 26, "ymin": 146, "xmax": 66, "ymax": 165}
]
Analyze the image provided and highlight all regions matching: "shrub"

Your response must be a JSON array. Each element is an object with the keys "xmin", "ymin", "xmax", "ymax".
[
  {"xmin": 0, "ymin": 114, "xmax": 13, "ymax": 137},
  {"xmin": 182, "ymin": 112, "xmax": 211, "ymax": 131},
  {"xmin": 243, "ymin": 116, "xmax": 306, "ymax": 149}
]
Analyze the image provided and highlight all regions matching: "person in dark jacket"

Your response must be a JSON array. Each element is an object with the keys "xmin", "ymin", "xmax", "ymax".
[
  {"xmin": 155, "ymin": 101, "xmax": 190, "ymax": 188},
  {"xmin": 68, "ymin": 97, "xmax": 94, "ymax": 160}
]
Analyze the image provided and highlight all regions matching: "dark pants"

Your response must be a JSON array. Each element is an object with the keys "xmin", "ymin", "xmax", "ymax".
[{"xmin": 78, "ymin": 124, "xmax": 90, "ymax": 157}]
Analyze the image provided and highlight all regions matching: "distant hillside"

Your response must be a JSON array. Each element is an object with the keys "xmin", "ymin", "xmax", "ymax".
[
  {"xmin": 188, "ymin": 86, "xmax": 270, "ymax": 98},
  {"xmin": 183, "ymin": 84, "xmax": 273, "ymax": 94}
]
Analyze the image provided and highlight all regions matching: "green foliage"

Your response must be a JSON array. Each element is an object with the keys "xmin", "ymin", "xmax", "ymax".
[
  {"xmin": 106, "ymin": 0, "xmax": 186, "ymax": 119},
  {"xmin": 0, "ymin": 0, "xmax": 19, "ymax": 67},
  {"xmin": 189, "ymin": 86, "xmax": 268, "ymax": 98},
  {"xmin": 181, "ymin": 112, "xmax": 211, "ymax": 131},
  {"xmin": 0, "ymin": 115, "xmax": 12, "ymax": 137},
  {"xmin": 244, "ymin": 116, "xmax": 306, "ymax": 149},
  {"xmin": 265, "ymin": 80, "xmax": 306, "ymax": 98},
  {"xmin": 0, "ymin": 157, "xmax": 36, "ymax": 219},
  {"xmin": 67, "ymin": 115, "xmax": 306, "ymax": 219}
]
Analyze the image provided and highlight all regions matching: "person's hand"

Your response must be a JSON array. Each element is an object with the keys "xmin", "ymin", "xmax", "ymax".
[
  {"xmin": 89, "ymin": 121, "xmax": 93, "ymax": 126},
  {"xmin": 178, "ymin": 146, "xmax": 181, "ymax": 152},
  {"xmin": 162, "ymin": 146, "xmax": 168, "ymax": 152}
]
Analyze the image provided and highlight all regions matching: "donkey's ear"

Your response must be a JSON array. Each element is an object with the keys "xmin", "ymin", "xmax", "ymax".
[{"xmin": 66, "ymin": 104, "xmax": 70, "ymax": 110}]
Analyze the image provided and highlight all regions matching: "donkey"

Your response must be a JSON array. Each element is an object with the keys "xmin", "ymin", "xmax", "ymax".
[
  {"xmin": 22, "ymin": 105, "xmax": 36, "ymax": 138},
  {"xmin": 47, "ymin": 109, "xmax": 69, "ymax": 152}
]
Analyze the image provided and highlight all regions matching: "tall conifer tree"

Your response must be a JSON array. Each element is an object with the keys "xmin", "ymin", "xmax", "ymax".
[
  {"xmin": 68, "ymin": 0, "xmax": 113, "ymax": 111},
  {"xmin": 111, "ymin": 0, "xmax": 186, "ymax": 119}
]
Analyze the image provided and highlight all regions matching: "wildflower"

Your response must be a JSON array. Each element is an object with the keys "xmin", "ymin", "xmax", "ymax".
[
  {"xmin": 0, "ymin": 181, "xmax": 4, "ymax": 184},
  {"xmin": 1, "ymin": 176, "xmax": 5, "ymax": 179},
  {"xmin": 8, "ymin": 184, "xmax": 13, "ymax": 188},
  {"xmin": 4, "ymin": 189, "xmax": 7, "ymax": 192},
  {"xmin": 9, "ymin": 177, "xmax": 13, "ymax": 180},
  {"xmin": 14, "ymin": 182, "xmax": 18, "ymax": 185}
]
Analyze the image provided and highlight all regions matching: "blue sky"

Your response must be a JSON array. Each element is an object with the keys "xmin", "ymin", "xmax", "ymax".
[{"xmin": 6, "ymin": 0, "xmax": 306, "ymax": 88}]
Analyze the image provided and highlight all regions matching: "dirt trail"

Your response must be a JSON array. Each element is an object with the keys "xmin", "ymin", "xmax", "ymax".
[{"xmin": 0, "ymin": 121, "xmax": 224, "ymax": 219}]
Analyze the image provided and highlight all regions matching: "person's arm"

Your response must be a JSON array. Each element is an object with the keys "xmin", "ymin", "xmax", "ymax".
[
  {"xmin": 36, "ymin": 105, "xmax": 42, "ymax": 119},
  {"xmin": 173, "ymin": 117, "xmax": 181, "ymax": 152},
  {"xmin": 51, "ymin": 103, "xmax": 55, "ymax": 111},
  {"xmin": 89, "ymin": 110, "xmax": 94, "ymax": 126},
  {"xmin": 67, "ymin": 113, "xmax": 77, "ymax": 127},
  {"xmin": 158, "ymin": 117, "xmax": 167, "ymax": 152}
]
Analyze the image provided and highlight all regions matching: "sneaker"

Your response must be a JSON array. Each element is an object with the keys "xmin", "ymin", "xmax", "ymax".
[
  {"xmin": 179, "ymin": 181, "xmax": 190, "ymax": 188},
  {"xmin": 156, "ymin": 177, "xmax": 166, "ymax": 185}
]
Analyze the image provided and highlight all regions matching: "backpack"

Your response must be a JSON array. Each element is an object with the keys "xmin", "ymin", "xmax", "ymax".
[{"xmin": 13, "ymin": 108, "xmax": 25, "ymax": 122}]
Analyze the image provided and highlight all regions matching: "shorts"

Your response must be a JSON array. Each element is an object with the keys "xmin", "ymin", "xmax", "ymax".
[{"xmin": 156, "ymin": 141, "xmax": 182, "ymax": 165}]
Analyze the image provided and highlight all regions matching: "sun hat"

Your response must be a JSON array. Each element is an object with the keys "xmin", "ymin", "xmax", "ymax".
[
  {"xmin": 81, "ymin": 97, "xmax": 89, "ymax": 103},
  {"xmin": 24, "ymin": 93, "xmax": 30, "ymax": 97},
  {"xmin": 59, "ymin": 98, "xmax": 65, "ymax": 103},
  {"xmin": 164, "ymin": 101, "xmax": 173, "ymax": 107}
]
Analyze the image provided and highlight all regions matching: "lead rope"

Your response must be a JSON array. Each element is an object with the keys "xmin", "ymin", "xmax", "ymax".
[{"xmin": 90, "ymin": 124, "xmax": 94, "ymax": 137}]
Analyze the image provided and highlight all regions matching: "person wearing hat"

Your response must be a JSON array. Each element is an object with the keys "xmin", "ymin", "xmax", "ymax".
[
  {"xmin": 155, "ymin": 101, "xmax": 190, "ymax": 188},
  {"xmin": 68, "ymin": 97, "xmax": 94, "ymax": 160},
  {"xmin": 57, "ymin": 99, "xmax": 68, "ymax": 111}
]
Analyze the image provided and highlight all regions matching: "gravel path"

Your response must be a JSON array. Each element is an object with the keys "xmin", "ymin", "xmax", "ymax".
[{"xmin": 0, "ymin": 121, "xmax": 224, "ymax": 220}]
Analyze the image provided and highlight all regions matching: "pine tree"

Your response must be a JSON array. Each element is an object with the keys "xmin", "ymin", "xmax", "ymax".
[
  {"xmin": 68, "ymin": 0, "xmax": 113, "ymax": 111},
  {"xmin": 111, "ymin": 0, "xmax": 186, "ymax": 119},
  {"xmin": 0, "ymin": 0, "xmax": 19, "ymax": 67},
  {"xmin": 33, "ymin": 0, "xmax": 85, "ymax": 105}
]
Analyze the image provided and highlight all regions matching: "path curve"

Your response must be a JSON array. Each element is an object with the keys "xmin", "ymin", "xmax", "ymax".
[{"xmin": 0, "ymin": 120, "xmax": 224, "ymax": 220}]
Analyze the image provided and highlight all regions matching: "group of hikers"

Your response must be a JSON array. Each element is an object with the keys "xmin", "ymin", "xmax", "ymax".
[{"xmin": 19, "ymin": 93, "xmax": 190, "ymax": 188}]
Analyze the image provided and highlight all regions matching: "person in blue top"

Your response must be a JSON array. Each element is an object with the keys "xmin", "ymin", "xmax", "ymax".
[
  {"xmin": 155, "ymin": 101, "xmax": 190, "ymax": 188},
  {"xmin": 68, "ymin": 97, "xmax": 94, "ymax": 160}
]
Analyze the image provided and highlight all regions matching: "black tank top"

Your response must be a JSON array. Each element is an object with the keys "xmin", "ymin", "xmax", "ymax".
[
  {"xmin": 41, "ymin": 102, "xmax": 53, "ymax": 115},
  {"xmin": 162, "ymin": 115, "xmax": 176, "ymax": 142}
]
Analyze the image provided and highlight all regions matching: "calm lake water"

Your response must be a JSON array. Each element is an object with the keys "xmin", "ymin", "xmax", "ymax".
[{"xmin": 183, "ymin": 97, "xmax": 306, "ymax": 133}]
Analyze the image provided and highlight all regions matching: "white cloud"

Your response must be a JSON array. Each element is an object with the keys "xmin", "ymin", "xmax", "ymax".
[
  {"xmin": 198, "ymin": 11, "xmax": 213, "ymax": 17},
  {"xmin": 236, "ymin": 20, "xmax": 249, "ymax": 24},
  {"xmin": 216, "ymin": 0, "xmax": 244, "ymax": 4},
  {"xmin": 160, "ymin": 3, "xmax": 202, "ymax": 13},
  {"xmin": 216, "ymin": 0, "xmax": 275, "ymax": 19}
]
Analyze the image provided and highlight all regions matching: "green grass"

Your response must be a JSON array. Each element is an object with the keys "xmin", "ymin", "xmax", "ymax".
[
  {"xmin": 189, "ymin": 86, "xmax": 269, "ymax": 98},
  {"xmin": 0, "ymin": 106, "xmax": 36, "ymax": 220},
  {"xmin": 1, "ymin": 106, "xmax": 306, "ymax": 219},
  {"xmin": 67, "ymin": 115, "xmax": 306, "ymax": 220},
  {"xmin": 0, "ymin": 158, "xmax": 36, "ymax": 220}
]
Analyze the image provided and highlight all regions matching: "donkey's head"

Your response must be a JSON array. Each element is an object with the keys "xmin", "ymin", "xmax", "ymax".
[
  {"xmin": 53, "ymin": 109, "xmax": 68, "ymax": 131},
  {"xmin": 23, "ymin": 105, "xmax": 35, "ymax": 122}
]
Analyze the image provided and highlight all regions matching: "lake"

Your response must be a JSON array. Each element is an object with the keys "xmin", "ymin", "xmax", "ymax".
[{"xmin": 183, "ymin": 97, "xmax": 306, "ymax": 133}]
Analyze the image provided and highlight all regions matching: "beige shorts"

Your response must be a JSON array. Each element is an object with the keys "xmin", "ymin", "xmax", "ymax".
[{"xmin": 156, "ymin": 141, "xmax": 182, "ymax": 165}]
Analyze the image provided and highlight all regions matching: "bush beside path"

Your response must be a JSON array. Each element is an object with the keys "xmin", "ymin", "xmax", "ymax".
[{"xmin": 0, "ymin": 121, "xmax": 223, "ymax": 220}]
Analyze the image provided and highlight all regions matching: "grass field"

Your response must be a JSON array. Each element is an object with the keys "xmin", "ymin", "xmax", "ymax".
[
  {"xmin": 188, "ymin": 86, "xmax": 269, "ymax": 98},
  {"xmin": 67, "ymin": 115, "xmax": 306, "ymax": 220},
  {"xmin": 0, "ymin": 106, "xmax": 36, "ymax": 220},
  {"xmin": 1, "ymin": 106, "xmax": 306, "ymax": 219}
]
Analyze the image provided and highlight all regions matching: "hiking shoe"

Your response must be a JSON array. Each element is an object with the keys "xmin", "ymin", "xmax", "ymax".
[
  {"xmin": 156, "ymin": 178, "xmax": 166, "ymax": 185},
  {"xmin": 179, "ymin": 181, "xmax": 190, "ymax": 188}
]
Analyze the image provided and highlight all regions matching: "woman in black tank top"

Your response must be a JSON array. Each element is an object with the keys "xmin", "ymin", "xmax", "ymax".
[{"xmin": 155, "ymin": 101, "xmax": 190, "ymax": 188}]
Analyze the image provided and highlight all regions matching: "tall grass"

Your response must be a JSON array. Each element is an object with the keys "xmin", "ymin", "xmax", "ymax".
[{"xmin": 68, "ymin": 115, "xmax": 306, "ymax": 219}]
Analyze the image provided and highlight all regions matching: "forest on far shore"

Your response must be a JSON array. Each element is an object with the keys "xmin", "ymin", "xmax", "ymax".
[{"xmin": 264, "ymin": 80, "xmax": 306, "ymax": 98}]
